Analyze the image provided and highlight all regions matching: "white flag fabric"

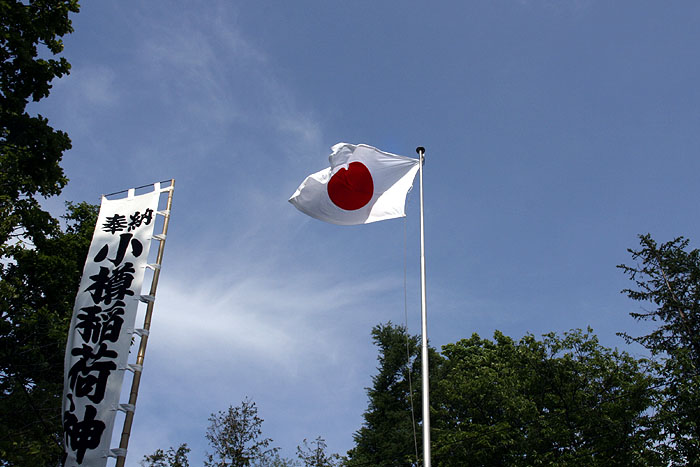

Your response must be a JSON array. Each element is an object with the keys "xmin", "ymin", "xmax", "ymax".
[
  {"xmin": 289, "ymin": 143, "xmax": 420, "ymax": 225},
  {"xmin": 63, "ymin": 184, "xmax": 162, "ymax": 467}
]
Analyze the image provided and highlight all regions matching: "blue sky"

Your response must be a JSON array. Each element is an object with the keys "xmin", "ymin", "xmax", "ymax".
[{"xmin": 37, "ymin": 0, "xmax": 700, "ymax": 464}]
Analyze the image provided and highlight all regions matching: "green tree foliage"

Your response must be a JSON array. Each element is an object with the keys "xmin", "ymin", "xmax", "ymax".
[
  {"xmin": 142, "ymin": 403, "xmax": 344, "ymax": 467},
  {"xmin": 296, "ymin": 437, "xmax": 342, "ymax": 467},
  {"xmin": 619, "ymin": 234, "xmax": 700, "ymax": 465},
  {"xmin": 203, "ymin": 397, "xmax": 278, "ymax": 467},
  {"xmin": 347, "ymin": 323, "xmax": 439, "ymax": 467},
  {"xmin": 250, "ymin": 452, "xmax": 298, "ymax": 467},
  {"xmin": 349, "ymin": 323, "xmax": 662, "ymax": 467},
  {"xmin": 141, "ymin": 444, "xmax": 191, "ymax": 467},
  {"xmin": 0, "ymin": 202, "xmax": 98, "ymax": 466},
  {"xmin": 434, "ymin": 329, "xmax": 660, "ymax": 466},
  {"xmin": 0, "ymin": 1, "xmax": 82, "ymax": 464},
  {"xmin": 0, "ymin": 0, "xmax": 80, "ymax": 252}
]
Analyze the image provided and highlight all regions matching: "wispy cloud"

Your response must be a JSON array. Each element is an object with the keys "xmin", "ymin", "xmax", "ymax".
[
  {"xmin": 47, "ymin": 3, "xmax": 409, "ymax": 464},
  {"xmin": 126, "ymin": 263, "xmax": 399, "ymax": 463},
  {"xmin": 154, "ymin": 267, "xmax": 398, "ymax": 372}
]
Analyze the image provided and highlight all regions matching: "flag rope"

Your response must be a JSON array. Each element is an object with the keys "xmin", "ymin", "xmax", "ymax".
[{"xmin": 403, "ymin": 216, "xmax": 421, "ymax": 465}]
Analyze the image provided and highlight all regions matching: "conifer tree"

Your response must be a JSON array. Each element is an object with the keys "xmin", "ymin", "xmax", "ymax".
[{"xmin": 619, "ymin": 234, "xmax": 700, "ymax": 465}]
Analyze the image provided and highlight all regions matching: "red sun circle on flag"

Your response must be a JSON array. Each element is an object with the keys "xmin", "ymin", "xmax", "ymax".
[{"xmin": 327, "ymin": 162, "xmax": 374, "ymax": 210}]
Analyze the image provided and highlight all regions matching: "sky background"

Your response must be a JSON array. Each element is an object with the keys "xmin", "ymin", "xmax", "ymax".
[{"xmin": 34, "ymin": 0, "xmax": 700, "ymax": 464}]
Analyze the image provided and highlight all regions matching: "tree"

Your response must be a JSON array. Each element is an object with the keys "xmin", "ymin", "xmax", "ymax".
[
  {"xmin": 140, "ymin": 444, "xmax": 191, "ymax": 467},
  {"xmin": 204, "ymin": 398, "xmax": 279, "ymax": 467},
  {"xmin": 434, "ymin": 329, "xmax": 661, "ymax": 466},
  {"xmin": 0, "ymin": 202, "xmax": 98, "ymax": 466},
  {"xmin": 0, "ymin": 1, "xmax": 82, "ymax": 464},
  {"xmin": 250, "ymin": 452, "xmax": 298, "ymax": 467},
  {"xmin": 1, "ymin": 0, "xmax": 80, "ymax": 254},
  {"xmin": 347, "ymin": 323, "xmax": 440, "ymax": 467},
  {"xmin": 143, "ymin": 399, "xmax": 327, "ymax": 467},
  {"xmin": 619, "ymin": 234, "xmax": 700, "ymax": 465},
  {"xmin": 296, "ymin": 437, "xmax": 341, "ymax": 467},
  {"xmin": 348, "ymin": 323, "xmax": 662, "ymax": 466}
]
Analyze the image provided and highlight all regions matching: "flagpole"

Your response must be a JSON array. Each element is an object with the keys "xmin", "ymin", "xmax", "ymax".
[
  {"xmin": 115, "ymin": 180, "xmax": 174, "ymax": 467},
  {"xmin": 416, "ymin": 146, "xmax": 431, "ymax": 467}
]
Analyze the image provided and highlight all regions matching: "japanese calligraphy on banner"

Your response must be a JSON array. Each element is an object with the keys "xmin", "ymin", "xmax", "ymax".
[{"xmin": 63, "ymin": 184, "xmax": 162, "ymax": 466}]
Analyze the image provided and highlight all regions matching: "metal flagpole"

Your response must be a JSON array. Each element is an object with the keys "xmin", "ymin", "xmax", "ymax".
[
  {"xmin": 115, "ymin": 179, "xmax": 174, "ymax": 467},
  {"xmin": 416, "ymin": 147, "xmax": 431, "ymax": 467}
]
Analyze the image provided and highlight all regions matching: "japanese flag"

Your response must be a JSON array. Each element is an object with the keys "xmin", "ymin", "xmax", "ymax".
[{"xmin": 289, "ymin": 143, "xmax": 420, "ymax": 225}]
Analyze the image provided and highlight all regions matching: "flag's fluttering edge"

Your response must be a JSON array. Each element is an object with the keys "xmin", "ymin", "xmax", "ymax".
[{"xmin": 289, "ymin": 143, "xmax": 420, "ymax": 225}]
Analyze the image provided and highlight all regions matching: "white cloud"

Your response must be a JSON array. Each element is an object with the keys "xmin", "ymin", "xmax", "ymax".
[
  {"xmin": 71, "ymin": 65, "xmax": 118, "ymax": 106},
  {"xmin": 123, "ymin": 262, "xmax": 398, "ymax": 465},
  {"xmin": 125, "ymin": 2, "xmax": 325, "ymax": 172},
  {"xmin": 152, "ymin": 265, "xmax": 400, "ymax": 373}
]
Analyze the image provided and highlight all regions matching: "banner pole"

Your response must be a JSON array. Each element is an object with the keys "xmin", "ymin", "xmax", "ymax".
[
  {"xmin": 115, "ymin": 179, "xmax": 175, "ymax": 467},
  {"xmin": 416, "ymin": 147, "xmax": 431, "ymax": 467}
]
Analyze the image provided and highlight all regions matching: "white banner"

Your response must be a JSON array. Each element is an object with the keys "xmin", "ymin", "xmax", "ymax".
[{"xmin": 63, "ymin": 184, "xmax": 162, "ymax": 466}]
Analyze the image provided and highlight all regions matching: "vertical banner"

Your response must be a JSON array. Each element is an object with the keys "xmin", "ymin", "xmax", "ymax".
[{"xmin": 63, "ymin": 184, "xmax": 161, "ymax": 466}]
